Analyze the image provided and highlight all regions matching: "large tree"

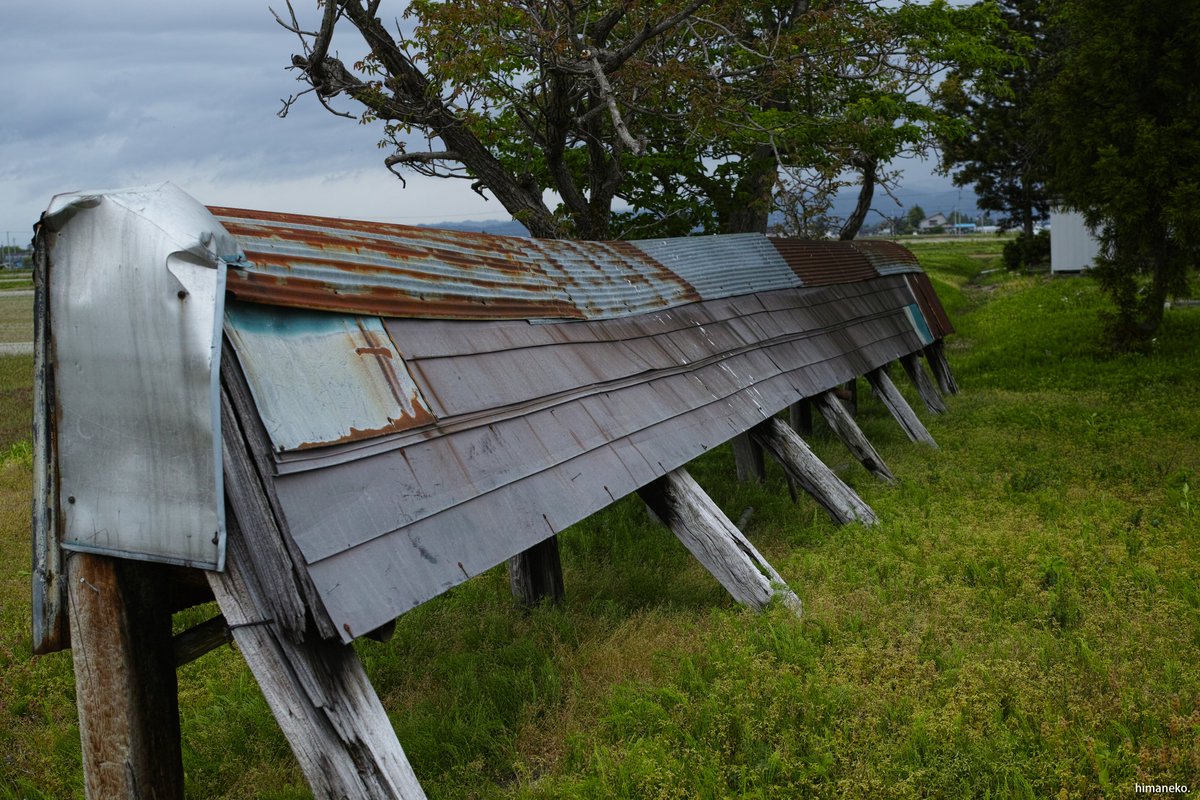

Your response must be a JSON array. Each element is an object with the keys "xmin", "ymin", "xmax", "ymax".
[
  {"xmin": 1041, "ymin": 0, "xmax": 1200, "ymax": 344},
  {"xmin": 935, "ymin": 0, "xmax": 1049, "ymax": 238},
  {"xmin": 277, "ymin": 1, "xmax": 1004, "ymax": 241}
]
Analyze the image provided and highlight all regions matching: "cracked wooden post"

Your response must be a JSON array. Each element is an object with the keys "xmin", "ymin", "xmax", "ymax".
[
  {"xmin": 208, "ymin": 516, "xmax": 428, "ymax": 800},
  {"xmin": 508, "ymin": 537, "xmax": 565, "ymax": 606},
  {"xmin": 900, "ymin": 352, "xmax": 947, "ymax": 414},
  {"xmin": 639, "ymin": 468, "xmax": 802, "ymax": 616},
  {"xmin": 867, "ymin": 365, "xmax": 938, "ymax": 447},
  {"xmin": 731, "ymin": 432, "xmax": 766, "ymax": 482},
  {"xmin": 68, "ymin": 553, "xmax": 184, "ymax": 800},
  {"xmin": 924, "ymin": 340, "xmax": 959, "ymax": 395},
  {"xmin": 812, "ymin": 390, "xmax": 897, "ymax": 484},
  {"xmin": 789, "ymin": 398, "xmax": 813, "ymax": 436},
  {"xmin": 749, "ymin": 417, "xmax": 878, "ymax": 526}
]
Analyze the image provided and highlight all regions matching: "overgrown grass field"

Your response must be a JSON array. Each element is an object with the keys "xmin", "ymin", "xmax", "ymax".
[{"xmin": 1, "ymin": 242, "xmax": 1196, "ymax": 798}]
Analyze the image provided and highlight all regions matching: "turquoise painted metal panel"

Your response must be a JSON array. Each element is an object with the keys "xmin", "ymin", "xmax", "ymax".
[{"xmin": 225, "ymin": 302, "xmax": 435, "ymax": 450}]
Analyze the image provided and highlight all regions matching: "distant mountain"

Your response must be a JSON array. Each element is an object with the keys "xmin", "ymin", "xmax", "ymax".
[{"xmin": 418, "ymin": 219, "xmax": 529, "ymax": 237}]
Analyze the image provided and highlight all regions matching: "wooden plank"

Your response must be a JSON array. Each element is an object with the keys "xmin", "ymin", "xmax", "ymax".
[
  {"xmin": 221, "ymin": 344, "xmax": 339, "ymax": 641},
  {"xmin": 812, "ymin": 391, "xmax": 897, "ymax": 484},
  {"xmin": 173, "ymin": 614, "xmax": 231, "ymax": 668},
  {"xmin": 867, "ymin": 366, "xmax": 938, "ymax": 448},
  {"xmin": 32, "ymin": 230, "xmax": 68, "ymax": 654},
  {"xmin": 508, "ymin": 536, "xmax": 565, "ymax": 606},
  {"xmin": 208, "ymin": 512, "xmax": 428, "ymax": 800},
  {"xmin": 68, "ymin": 553, "xmax": 184, "ymax": 800},
  {"xmin": 638, "ymin": 469, "xmax": 802, "ymax": 615},
  {"xmin": 789, "ymin": 399, "xmax": 813, "ymax": 436},
  {"xmin": 731, "ymin": 432, "xmax": 766, "ymax": 482},
  {"xmin": 843, "ymin": 378, "xmax": 859, "ymax": 417},
  {"xmin": 900, "ymin": 352, "xmax": 947, "ymax": 414},
  {"xmin": 924, "ymin": 340, "xmax": 959, "ymax": 395},
  {"xmin": 750, "ymin": 418, "xmax": 879, "ymax": 526}
]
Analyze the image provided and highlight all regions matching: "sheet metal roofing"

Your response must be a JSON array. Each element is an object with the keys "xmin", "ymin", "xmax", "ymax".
[
  {"xmin": 208, "ymin": 206, "xmax": 926, "ymax": 322},
  {"xmin": 38, "ymin": 185, "xmax": 954, "ymax": 646}
]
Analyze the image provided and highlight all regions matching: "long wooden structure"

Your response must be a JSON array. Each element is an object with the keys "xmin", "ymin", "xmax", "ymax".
[{"xmin": 30, "ymin": 184, "xmax": 956, "ymax": 798}]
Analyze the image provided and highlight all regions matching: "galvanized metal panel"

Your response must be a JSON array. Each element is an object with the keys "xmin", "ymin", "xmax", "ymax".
[
  {"xmin": 224, "ymin": 302, "xmax": 434, "ymax": 450},
  {"xmin": 41, "ymin": 183, "xmax": 230, "ymax": 569},
  {"xmin": 629, "ymin": 233, "xmax": 800, "ymax": 298}
]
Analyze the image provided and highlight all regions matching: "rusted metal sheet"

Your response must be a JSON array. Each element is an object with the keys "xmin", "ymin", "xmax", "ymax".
[
  {"xmin": 852, "ymin": 240, "xmax": 923, "ymax": 276},
  {"xmin": 769, "ymin": 239, "xmax": 880, "ymax": 285},
  {"xmin": 224, "ymin": 302, "xmax": 435, "ymax": 450},
  {"xmin": 210, "ymin": 207, "xmax": 699, "ymax": 321},
  {"xmin": 39, "ymin": 183, "xmax": 230, "ymax": 572}
]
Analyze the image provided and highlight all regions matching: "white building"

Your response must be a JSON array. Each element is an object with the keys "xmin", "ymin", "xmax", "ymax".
[{"xmin": 1050, "ymin": 208, "xmax": 1101, "ymax": 273}]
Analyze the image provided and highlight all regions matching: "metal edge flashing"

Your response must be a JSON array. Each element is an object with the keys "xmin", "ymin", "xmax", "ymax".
[{"xmin": 41, "ymin": 183, "xmax": 235, "ymax": 572}]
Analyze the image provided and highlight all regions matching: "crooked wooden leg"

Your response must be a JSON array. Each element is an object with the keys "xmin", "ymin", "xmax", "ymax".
[
  {"xmin": 639, "ymin": 468, "xmax": 802, "ymax": 616},
  {"xmin": 731, "ymin": 432, "xmax": 766, "ymax": 483},
  {"xmin": 750, "ymin": 417, "xmax": 878, "ymax": 526},
  {"xmin": 812, "ymin": 391, "xmax": 897, "ymax": 484},
  {"xmin": 68, "ymin": 553, "xmax": 183, "ymax": 800},
  {"xmin": 867, "ymin": 366, "xmax": 938, "ymax": 448},
  {"xmin": 208, "ymin": 520, "xmax": 428, "ymax": 800},
  {"xmin": 508, "ymin": 536, "xmax": 565, "ymax": 606},
  {"xmin": 924, "ymin": 340, "xmax": 959, "ymax": 395},
  {"xmin": 900, "ymin": 352, "xmax": 947, "ymax": 414}
]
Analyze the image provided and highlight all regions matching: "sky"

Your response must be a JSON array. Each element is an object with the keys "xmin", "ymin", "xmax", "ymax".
[{"xmin": 1, "ymin": 1, "xmax": 974, "ymax": 247}]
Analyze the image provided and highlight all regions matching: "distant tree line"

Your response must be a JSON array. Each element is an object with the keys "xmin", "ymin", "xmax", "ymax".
[{"xmin": 936, "ymin": 0, "xmax": 1199, "ymax": 345}]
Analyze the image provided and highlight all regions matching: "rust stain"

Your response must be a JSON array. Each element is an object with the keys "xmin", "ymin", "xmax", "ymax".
[
  {"xmin": 355, "ymin": 346, "xmax": 393, "ymax": 357},
  {"xmin": 769, "ymin": 239, "xmax": 878, "ymax": 286}
]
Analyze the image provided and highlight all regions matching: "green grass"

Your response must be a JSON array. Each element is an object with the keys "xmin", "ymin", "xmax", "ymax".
[{"xmin": 1, "ymin": 242, "xmax": 1197, "ymax": 798}]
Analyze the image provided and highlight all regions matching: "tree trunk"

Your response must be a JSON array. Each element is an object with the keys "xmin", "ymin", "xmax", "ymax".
[
  {"xmin": 723, "ymin": 145, "xmax": 778, "ymax": 233},
  {"xmin": 839, "ymin": 158, "xmax": 878, "ymax": 241}
]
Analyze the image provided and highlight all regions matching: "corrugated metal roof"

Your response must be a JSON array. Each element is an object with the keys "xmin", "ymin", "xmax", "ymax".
[
  {"xmin": 769, "ymin": 239, "xmax": 880, "ymax": 285},
  {"xmin": 627, "ymin": 233, "xmax": 801, "ymax": 297},
  {"xmin": 852, "ymin": 240, "xmax": 923, "ymax": 276},
  {"xmin": 210, "ymin": 207, "xmax": 700, "ymax": 321}
]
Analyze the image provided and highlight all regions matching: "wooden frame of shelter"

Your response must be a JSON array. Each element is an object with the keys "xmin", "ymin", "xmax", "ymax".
[{"xmin": 31, "ymin": 184, "xmax": 956, "ymax": 799}]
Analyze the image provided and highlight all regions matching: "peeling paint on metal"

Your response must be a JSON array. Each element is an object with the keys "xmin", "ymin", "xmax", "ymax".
[{"xmin": 224, "ymin": 301, "xmax": 435, "ymax": 450}]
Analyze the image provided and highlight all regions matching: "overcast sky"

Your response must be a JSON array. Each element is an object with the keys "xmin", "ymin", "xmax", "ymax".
[{"xmin": 2, "ymin": 1, "xmax": 972, "ymax": 245}]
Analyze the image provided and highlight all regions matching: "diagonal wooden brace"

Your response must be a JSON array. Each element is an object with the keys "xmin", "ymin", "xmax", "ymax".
[
  {"xmin": 750, "ymin": 417, "xmax": 879, "ymax": 526},
  {"xmin": 812, "ymin": 390, "xmax": 897, "ymax": 484},
  {"xmin": 900, "ymin": 352, "xmax": 948, "ymax": 414},
  {"xmin": 639, "ymin": 468, "xmax": 802, "ymax": 616},
  {"xmin": 867, "ymin": 366, "xmax": 938, "ymax": 448}
]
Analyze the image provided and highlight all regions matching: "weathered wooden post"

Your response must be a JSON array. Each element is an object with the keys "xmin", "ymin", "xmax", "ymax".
[
  {"xmin": 867, "ymin": 364, "xmax": 938, "ymax": 447},
  {"xmin": 67, "ymin": 554, "xmax": 184, "ymax": 800},
  {"xmin": 812, "ymin": 390, "xmax": 896, "ymax": 483},
  {"xmin": 750, "ymin": 418, "xmax": 878, "ymax": 526},
  {"xmin": 639, "ymin": 468, "xmax": 802, "ymax": 615},
  {"xmin": 900, "ymin": 352, "xmax": 947, "ymax": 414},
  {"xmin": 731, "ymin": 432, "xmax": 767, "ymax": 482},
  {"xmin": 924, "ymin": 340, "xmax": 959, "ymax": 395}
]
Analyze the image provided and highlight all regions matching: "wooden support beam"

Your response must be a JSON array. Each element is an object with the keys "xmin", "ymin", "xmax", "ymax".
[
  {"xmin": 812, "ymin": 391, "xmax": 896, "ymax": 484},
  {"xmin": 508, "ymin": 536, "xmax": 566, "ymax": 607},
  {"xmin": 749, "ymin": 418, "xmax": 878, "ymax": 526},
  {"xmin": 221, "ymin": 347, "xmax": 338, "ymax": 641},
  {"xmin": 173, "ymin": 614, "xmax": 231, "ymax": 668},
  {"xmin": 867, "ymin": 366, "xmax": 938, "ymax": 448},
  {"xmin": 924, "ymin": 340, "xmax": 959, "ymax": 395},
  {"xmin": 731, "ymin": 432, "xmax": 766, "ymax": 482},
  {"xmin": 842, "ymin": 378, "xmax": 859, "ymax": 417},
  {"xmin": 789, "ymin": 399, "xmax": 813, "ymax": 436},
  {"xmin": 639, "ymin": 469, "xmax": 801, "ymax": 615},
  {"xmin": 900, "ymin": 352, "xmax": 947, "ymax": 415},
  {"xmin": 208, "ymin": 513, "xmax": 428, "ymax": 800},
  {"xmin": 68, "ymin": 553, "xmax": 184, "ymax": 800}
]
